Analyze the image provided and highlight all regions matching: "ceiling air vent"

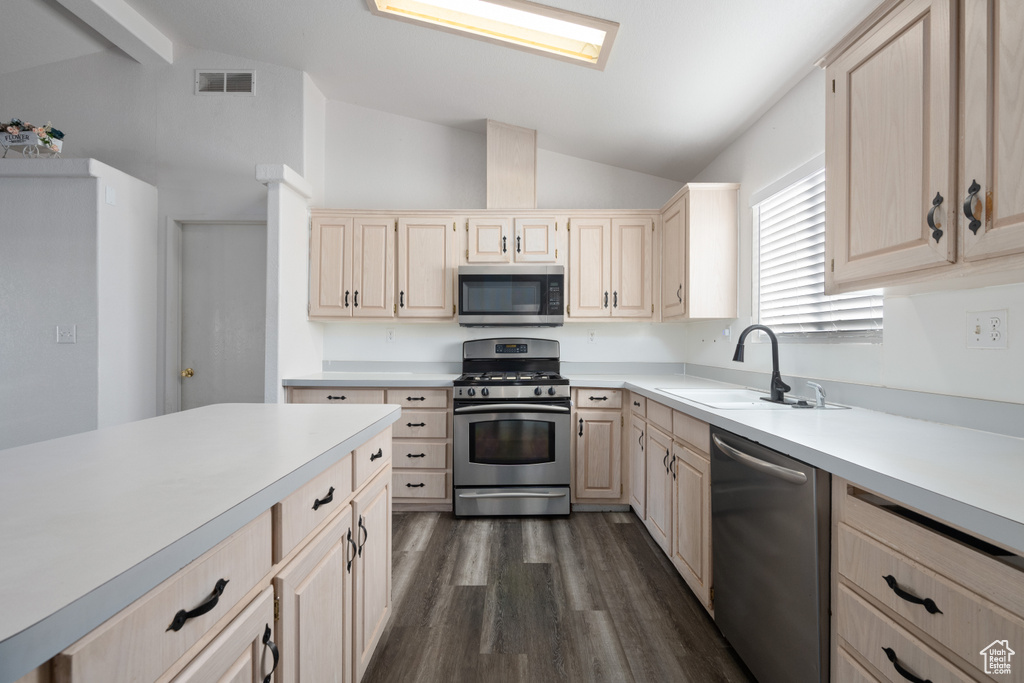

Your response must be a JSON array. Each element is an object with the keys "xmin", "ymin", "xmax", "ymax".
[{"xmin": 195, "ymin": 70, "xmax": 255, "ymax": 95}]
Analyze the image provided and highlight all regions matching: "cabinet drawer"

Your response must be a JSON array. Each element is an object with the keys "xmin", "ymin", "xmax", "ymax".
[
  {"xmin": 646, "ymin": 400, "xmax": 672, "ymax": 432},
  {"xmin": 836, "ymin": 646, "xmax": 882, "ymax": 683},
  {"xmin": 672, "ymin": 410, "xmax": 709, "ymax": 453},
  {"xmin": 837, "ymin": 584, "xmax": 974, "ymax": 683},
  {"xmin": 273, "ymin": 453, "xmax": 353, "ymax": 562},
  {"xmin": 393, "ymin": 471, "xmax": 448, "ymax": 499},
  {"xmin": 54, "ymin": 513, "xmax": 271, "ymax": 683},
  {"xmin": 354, "ymin": 428, "xmax": 392, "ymax": 490},
  {"xmin": 629, "ymin": 393, "xmax": 646, "ymax": 417},
  {"xmin": 385, "ymin": 388, "xmax": 449, "ymax": 409},
  {"xmin": 393, "ymin": 441, "xmax": 448, "ymax": 469},
  {"xmin": 170, "ymin": 586, "xmax": 275, "ymax": 683},
  {"xmin": 576, "ymin": 389, "xmax": 622, "ymax": 409},
  {"xmin": 838, "ymin": 523, "xmax": 1024, "ymax": 679},
  {"xmin": 288, "ymin": 388, "xmax": 384, "ymax": 405},
  {"xmin": 392, "ymin": 410, "xmax": 448, "ymax": 439}
]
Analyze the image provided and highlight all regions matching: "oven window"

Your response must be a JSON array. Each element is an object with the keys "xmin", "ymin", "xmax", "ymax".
[
  {"xmin": 462, "ymin": 279, "xmax": 542, "ymax": 314},
  {"xmin": 469, "ymin": 419, "xmax": 555, "ymax": 465}
]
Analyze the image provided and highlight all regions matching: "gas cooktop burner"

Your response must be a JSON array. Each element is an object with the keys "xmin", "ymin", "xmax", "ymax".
[{"xmin": 457, "ymin": 371, "xmax": 566, "ymax": 384}]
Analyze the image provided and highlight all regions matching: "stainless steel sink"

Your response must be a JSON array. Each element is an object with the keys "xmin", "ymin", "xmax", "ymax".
[{"xmin": 657, "ymin": 387, "xmax": 848, "ymax": 410}]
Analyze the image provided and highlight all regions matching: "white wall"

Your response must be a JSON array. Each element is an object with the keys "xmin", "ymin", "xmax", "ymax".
[
  {"xmin": 302, "ymin": 74, "xmax": 327, "ymax": 207},
  {"xmin": 536, "ymin": 149, "xmax": 682, "ymax": 209},
  {"xmin": 96, "ymin": 163, "xmax": 159, "ymax": 427},
  {"xmin": 322, "ymin": 322, "xmax": 686, "ymax": 364},
  {"xmin": 689, "ymin": 68, "xmax": 1024, "ymax": 403}
]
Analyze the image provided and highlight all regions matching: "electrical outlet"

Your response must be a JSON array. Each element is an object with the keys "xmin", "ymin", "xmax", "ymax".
[
  {"xmin": 587, "ymin": 330, "xmax": 597, "ymax": 344},
  {"xmin": 967, "ymin": 309, "xmax": 1007, "ymax": 349},
  {"xmin": 386, "ymin": 328, "xmax": 396, "ymax": 343},
  {"xmin": 56, "ymin": 325, "xmax": 77, "ymax": 344}
]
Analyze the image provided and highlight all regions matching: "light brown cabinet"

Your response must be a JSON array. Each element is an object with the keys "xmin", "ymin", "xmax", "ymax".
[
  {"xmin": 823, "ymin": 0, "xmax": 1024, "ymax": 292},
  {"xmin": 628, "ymin": 412, "xmax": 646, "ymax": 518},
  {"xmin": 833, "ymin": 478, "xmax": 1024, "ymax": 682},
  {"xmin": 567, "ymin": 216, "xmax": 654, "ymax": 319},
  {"xmin": 309, "ymin": 213, "xmax": 395, "ymax": 320},
  {"xmin": 643, "ymin": 424, "xmax": 674, "ymax": 554},
  {"xmin": 397, "ymin": 217, "xmax": 456, "ymax": 318},
  {"xmin": 574, "ymin": 407, "xmax": 622, "ymax": 499},
  {"xmin": 960, "ymin": 0, "xmax": 1024, "ymax": 263},
  {"xmin": 387, "ymin": 388, "xmax": 452, "ymax": 508},
  {"xmin": 660, "ymin": 183, "xmax": 739, "ymax": 320},
  {"xmin": 351, "ymin": 468, "xmax": 392, "ymax": 683},
  {"xmin": 669, "ymin": 441, "xmax": 711, "ymax": 610},
  {"xmin": 465, "ymin": 216, "xmax": 558, "ymax": 263}
]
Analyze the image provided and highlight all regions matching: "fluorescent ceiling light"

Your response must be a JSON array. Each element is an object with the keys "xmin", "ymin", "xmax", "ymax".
[{"xmin": 366, "ymin": 0, "xmax": 619, "ymax": 70}]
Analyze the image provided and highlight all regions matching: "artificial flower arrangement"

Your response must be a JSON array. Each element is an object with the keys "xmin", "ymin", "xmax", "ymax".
[{"xmin": 1, "ymin": 118, "xmax": 65, "ymax": 154}]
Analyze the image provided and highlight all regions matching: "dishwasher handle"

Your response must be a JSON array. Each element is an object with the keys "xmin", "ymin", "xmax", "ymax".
[{"xmin": 712, "ymin": 434, "xmax": 808, "ymax": 485}]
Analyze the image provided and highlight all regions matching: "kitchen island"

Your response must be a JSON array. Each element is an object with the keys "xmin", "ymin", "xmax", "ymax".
[{"xmin": 0, "ymin": 402, "xmax": 401, "ymax": 683}]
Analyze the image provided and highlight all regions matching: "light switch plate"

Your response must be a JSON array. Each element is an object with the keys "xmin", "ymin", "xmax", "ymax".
[
  {"xmin": 56, "ymin": 325, "xmax": 77, "ymax": 344},
  {"xmin": 966, "ymin": 309, "xmax": 1007, "ymax": 349}
]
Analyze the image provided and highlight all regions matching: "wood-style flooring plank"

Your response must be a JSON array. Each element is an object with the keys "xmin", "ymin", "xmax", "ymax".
[{"xmin": 363, "ymin": 511, "xmax": 755, "ymax": 683}]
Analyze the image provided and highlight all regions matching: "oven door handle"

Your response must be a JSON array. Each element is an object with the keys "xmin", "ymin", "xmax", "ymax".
[
  {"xmin": 458, "ymin": 491, "xmax": 568, "ymax": 499},
  {"xmin": 454, "ymin": 403, "xmax": 570, "ymax": 414}
]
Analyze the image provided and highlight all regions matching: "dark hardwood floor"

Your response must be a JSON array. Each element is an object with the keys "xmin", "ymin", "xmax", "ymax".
[{"xmin": 363, "ymin": 511, "xmax": 755, "ymax": 683}]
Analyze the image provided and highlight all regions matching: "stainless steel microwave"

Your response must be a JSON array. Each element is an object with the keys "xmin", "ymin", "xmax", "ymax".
[{"xmin": 457, "ymin": 265, "xmax": 564, "ymax": 326}]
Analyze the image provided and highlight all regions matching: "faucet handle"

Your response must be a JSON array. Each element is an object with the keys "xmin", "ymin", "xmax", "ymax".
[{"xmin": 807, "ymin": 382, "xmax": 826, "ymax": 407}]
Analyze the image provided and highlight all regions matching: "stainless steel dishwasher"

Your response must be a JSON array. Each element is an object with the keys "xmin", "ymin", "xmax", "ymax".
[{"xmin": 710, "ymin": 427, "xmax": 830, "ymax": 683}]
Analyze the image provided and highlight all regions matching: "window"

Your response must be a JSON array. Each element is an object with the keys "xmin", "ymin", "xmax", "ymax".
[{"xmin": 755, "ymin": 165, "xmax": 882, "ymax": 339}]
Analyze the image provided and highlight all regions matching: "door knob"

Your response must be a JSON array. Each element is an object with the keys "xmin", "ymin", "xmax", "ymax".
[{"xmin": 181, "ymin": 368, "xmax": 194, "ymax": 378}]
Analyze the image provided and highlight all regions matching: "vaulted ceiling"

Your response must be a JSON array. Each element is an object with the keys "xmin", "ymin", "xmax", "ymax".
[{"xmin": 5, "ymin": 0, "xmax": 879, "ymax": 181}]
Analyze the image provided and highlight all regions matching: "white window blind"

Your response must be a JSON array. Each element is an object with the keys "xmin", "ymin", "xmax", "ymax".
[{"xmin": 757, "ymin": 168, "xmax": 882, "ymax": 337}]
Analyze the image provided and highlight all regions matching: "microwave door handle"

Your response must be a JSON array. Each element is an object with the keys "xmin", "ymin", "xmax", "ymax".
[{"xmin": 454, "ymin": 403, "xmax": 570, "ymax": 414}]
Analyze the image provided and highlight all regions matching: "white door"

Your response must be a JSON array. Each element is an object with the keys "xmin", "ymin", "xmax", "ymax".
[{"xmin": 180, "ymin": 222, "xmax": 267, "ymax": 410}]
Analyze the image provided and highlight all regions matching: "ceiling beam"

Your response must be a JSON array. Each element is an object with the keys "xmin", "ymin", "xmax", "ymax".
[{"xmin": 53, "ymin": 0, "xmax": 173, "ymax": 65}]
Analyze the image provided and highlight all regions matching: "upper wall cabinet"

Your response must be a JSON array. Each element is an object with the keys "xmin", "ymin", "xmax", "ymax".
[
  {"xmin": 567, "ymin": 215, "xmax": 654, "ymax": 319},
  {"xmin": 961, "ymin": 0, "xmax": 1024, "ymax": 262},
  {"xmin": 465, "ymin": 216, "xmax": 558, "ymax": 264},
  {"xmin": 397, "ymin": 216, "xmax": 456, "ymax": 318},
  {"xmin": 823, "ymin": 0, "xmax": 1024, "ymax": 293},
  {"xmin": 661, "ymin": 183, "xmax": 739, "ymax": 320},
  {"xmin": 309, "ymin": 212, "xmax": 395, "ymax": 320}
]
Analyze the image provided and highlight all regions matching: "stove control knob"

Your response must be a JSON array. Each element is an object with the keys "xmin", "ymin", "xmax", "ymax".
[
  {"xmin": 481, "ymin": 387, "xmax": 489, "ymax": 397},
  {"xmin": 534, "ymin": 386, "xmax": 543, "ymax": 396},
  {"xmin": 548, "ymin": 387, "xmax": 556, "ymax": 396},
  {"xmin": 467, "ymin": 388, "xmax": 476, "ymax": 397}
]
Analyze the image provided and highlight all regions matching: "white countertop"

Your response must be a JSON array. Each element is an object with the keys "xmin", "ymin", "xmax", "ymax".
[
  {"xmin": 285, "ymin": 371, "xmax": 1024, "ymax": 554},
  {"xmin": 0, "ymin": 403, "xmax": 401, "ymax": 683},
  {"xmin": 284, "ymin": 372, "xmax": 460, "ymax": 387}
]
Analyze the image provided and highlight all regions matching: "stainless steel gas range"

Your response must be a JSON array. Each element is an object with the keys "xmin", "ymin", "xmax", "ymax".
[{"xmin": 452, "ymin": 338, "xmax": 571, "ymax": 517}]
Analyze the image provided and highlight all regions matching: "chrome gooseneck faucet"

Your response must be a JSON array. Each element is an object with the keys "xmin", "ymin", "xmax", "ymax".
[{"xmin": 732, "ymin": 324, "xmax": 791, "ymax": 403}]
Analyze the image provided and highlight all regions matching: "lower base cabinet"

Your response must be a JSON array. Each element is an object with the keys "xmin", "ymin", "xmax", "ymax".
[
  {"xmin": 669, "ymin": 443, "xmax": 711, "ymax": 609},
  {"xmin": 171, "ymin": 586, "xmax": 277, "ymax": 683},
  {"xmin": 643, "ymin": 425, "xmax": 673, "ymax": 553},
  {"xmin": 351, "ymin": 468, "xmax": 392, "ymax": 682}
]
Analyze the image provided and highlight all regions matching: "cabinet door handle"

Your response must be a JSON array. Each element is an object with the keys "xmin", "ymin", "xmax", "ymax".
[
  {"xmin": 604, "ymin": 291, "xmax": 609, "ymax": 308},
  {"xmin": 260, "ymin": 624, "xmax": 279, "ymax": 683},
  {"xmin": 516, "ymin": 235, "xmax": 521, "ymax": 253},
  {"xmin": 579, "ymin": 418, "xmax": 584, "ymax": 437},
  {"xmin": 502, "ymin": 235, "xmax": 507, "ymax": 253},
  {"xmin": 312, "ymin": 486, "xmax": 335, "ymax": 511},
  {"xmin": 882, "ymin": 575, "xmax": 942, "ymax": 614},
  {"xmin": 346, "ymin": 528, "xmax": 356, "ymax": 573},
  {"xmin": 166, "ymin": 578, "xmax": 229, "ymax": 632},
  {"xmin": 589, "ymin": 396, "xmax": 608, "ymax": 401},
  {"xmin": 353, "ymin": 290, "xmax": 359, "ymax": 307},
  {"xmin": 662, "ymin": 450, "xmax": 670, "ymax": 474},
  {"xmin": 406, "ymin": 396, "xmax": 426, "ymax": 401},
  {"xmin": 400, "ymin": 290, "xmax": 405, "ymax": 308},
  {"xmin": 344, "ymin": 290, "xmax": 350, "ymax": 308},
  {"xmin": 406, "ymin": 452, "xmax": 427, "ymax": 458},
  {"xmin": 677, "ymin": 284, "xmax": 682, "ymax": 303},
  {"xmin": 613, "ymin": 291, "xmax": 618, "ymax": 308},
  {"xmin": 406, "ymin": 422, "xmax": 426, "ymax": 428},
  {"xmin": 327, "ymin": 395, "xmax": 347, "ymax": 401},
  {"xmin": 638, "ymin": 430, "xmax": 644, "ymax": 450},
  {"xmin": 670, "ymin": 454, "xmax": 677, "ymax": 480},
  {"xmin": 357, "ymin": 515, "xmax": 368, "ymax": 556},
  {"xmin": 963, "ymin": 179, "xmax": 982, "ymax": 235},
  {"xmin": 370, "ymin": 448, "xmax": 384, "ymax": 461},
  {"xmin": 406, "ymin": 482, "xmax": 426, "ymax": 488},
  {"xmin": 926, "ymin": 191, "xmax": 944, "ymax": 243},
  {"xmin": 881, "ymin": 647, "xmax": 930, "ymax": 683}
]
